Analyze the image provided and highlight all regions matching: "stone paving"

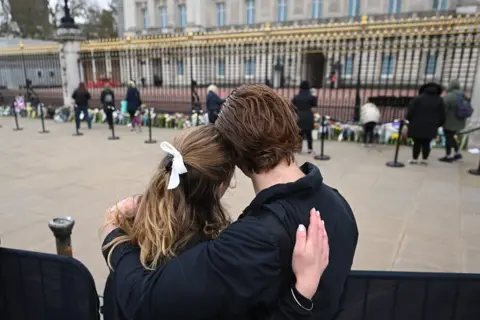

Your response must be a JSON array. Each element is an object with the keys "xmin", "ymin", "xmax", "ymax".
[{"xmin": 1, "ymin": 117, "xmax": 479, "ymax": 293}]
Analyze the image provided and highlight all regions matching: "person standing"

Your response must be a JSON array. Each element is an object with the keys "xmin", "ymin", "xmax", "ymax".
[
  {"xmin": 439, "ymin": 80, "xmax": 471, "ymax": 163},
  {"xmin": 360, "ymin": 100, "xmax": 381, "ymax": 147},
  {"xmin": 126, "ymin": 80, "xmax": 142, "ymax": 132},
  {"xmin": 100, "ymin": 83, "xmax": 115, "ymax": 130},
  {"xmin": 406, "ymin": 82, "xmax": 446, "ymax": 165},
  {"xmin": 293, "ymin": 81, "xmax": 317, "ymax": 154},
  {"xmin": 206, "ymin": 84, "xmax": 224, "ymax": 124},
  {"xmin": 72, "ymin": 82, "xmax": 92, "ymax": 131}
]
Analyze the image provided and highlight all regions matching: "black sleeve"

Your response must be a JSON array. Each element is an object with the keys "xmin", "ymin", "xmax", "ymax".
[
  {"xmin": 406, "ymin": 98, "xmax": 416, "ymax": 122},
  {"xmin": 100, "ymin": 91, "xmax": 105, "ymax": 104},
  {"xmin": 438, "ymin": 99, "xmax": 446, "ymax": 127},
  {"xmin": 86, "ymin": 91, "xmax": 91, "ymax": 100},
  {"xmin": 270, "ymin": 286, "xmax": 313, "ymax": 320},
  {"xmin": 102, "ymin": 215, "xmax": 283, "ymax": 319},
  {"xmin": 71, "ymin": 90, "xmax": 76, "ymax": 100},
  {"xmin": 310, "ymin": 95, "xmax": 318, "ymax": 108}
]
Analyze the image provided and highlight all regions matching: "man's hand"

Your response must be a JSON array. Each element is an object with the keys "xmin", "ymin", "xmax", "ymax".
[
  {"xmin": 101, "ymin": 196, "xmax": 138, "ymax": 242},
  {"xmin": 292, "ymin": 208, "xmax": 329, "ymax": 300}
]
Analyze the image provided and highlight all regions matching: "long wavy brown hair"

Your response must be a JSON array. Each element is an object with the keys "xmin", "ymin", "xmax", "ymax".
[{"xmin": 103, "ymin": 125, "xmax": 235, "ymax": 270}]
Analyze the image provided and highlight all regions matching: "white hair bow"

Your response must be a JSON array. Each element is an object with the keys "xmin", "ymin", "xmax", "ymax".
[{"xmin": 160, "ymin": 141, "xmax": 188, "ymax": 190}]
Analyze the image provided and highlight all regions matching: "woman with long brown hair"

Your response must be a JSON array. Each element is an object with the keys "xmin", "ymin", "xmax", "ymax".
[{"xmin": 102, "ymin": 125, "xmax": 329, "ymax": 320}]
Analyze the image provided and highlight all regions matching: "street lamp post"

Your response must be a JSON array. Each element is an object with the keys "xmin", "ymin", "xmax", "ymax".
[{"xmin": 59, "ymin": 0, "xmax": 77, "ymax": 29}]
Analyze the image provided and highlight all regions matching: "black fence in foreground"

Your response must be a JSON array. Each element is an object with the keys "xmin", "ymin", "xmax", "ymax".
[{"xmin": 1, "ymin": 246, "xmax": 480, "ymax": 320}]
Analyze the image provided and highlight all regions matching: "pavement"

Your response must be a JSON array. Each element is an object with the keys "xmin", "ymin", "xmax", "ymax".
[{"xmin": 0, "ymin": 117, "xmax": 479, "ymax": 294}]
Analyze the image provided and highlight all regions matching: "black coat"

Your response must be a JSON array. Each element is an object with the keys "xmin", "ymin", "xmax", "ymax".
[
  {"xmin": 102, "ymin": 163, "xmax": 358, "ymax": 320},
  {"xmin": 100, "ymin": 89, "xmax": 115, "ymax": 107},
  {"xmin": 406, "ymin": 83, "xmax": 446, "ymax": 140},
  {"xmin": 72, "ymin": 89, "xmax": 91, "ymax": 107},
  {"xmin": 125, "ymin": 87, "xmax": 142, "ymax": 111},
  {"xmin": 292, "ymin": 90, "xmax": 318, "ymax": 130},
  {"xmin": 206, "ymin": 91, "xmax": 225, "ymax": 124}
]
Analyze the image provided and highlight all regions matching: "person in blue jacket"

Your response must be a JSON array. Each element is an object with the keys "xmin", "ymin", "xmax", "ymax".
[
  {"xmin": 101, "ymin": 84, "xmax": 358, "ymax": 320},
  {"xmin": 125, "ymin": 80, "xmax": 142, "ymax": 131}
]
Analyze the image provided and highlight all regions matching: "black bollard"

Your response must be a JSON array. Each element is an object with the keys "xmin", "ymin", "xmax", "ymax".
[
  {"xmin": 145, "ymin": 107, "xmax": 157, "ymax": 144},
  {"xmin": 38, "ymin": 103, "xmax": 49, "ymax": 134},
  {"xmin": 314, "ymin": 115, "xmax": 330, "ymax": 161},
  {"xmin": 12, "ymin": 103, "xmax": 23, "ymax": 131},
  {"xmin": 72, "ymin": 106, "xmax": 84, "ymax": 137},
  {"xmin": 107, "ymin": 106, "xmax": 119, "ymax": 140},
  {"xmin": 48, "ymin": 217, "xmax": 75, "ymax": 257},
  {"xmin": 386, "ymin": 120, "xmax": 405, "ymax": 168},
  {"xmin": 468, "ymin": 156, "xmax": 480, "ymax": 176}
]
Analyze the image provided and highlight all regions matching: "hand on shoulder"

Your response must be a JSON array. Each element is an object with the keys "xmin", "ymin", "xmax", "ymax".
[{"xmin": 292, "ymin": 208, "xmax": 329, "ymax": 300}]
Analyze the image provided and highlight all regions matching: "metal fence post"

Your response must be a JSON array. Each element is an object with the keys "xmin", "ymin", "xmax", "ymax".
[{"xmin": 48, "ymin": 217, "xmax": 75, "ymax": 257}]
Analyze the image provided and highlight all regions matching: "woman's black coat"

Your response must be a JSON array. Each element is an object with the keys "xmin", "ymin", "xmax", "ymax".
[
  {"xmin": 292, "ymin": 89, "xmax": 318, "ymax": 131},
  {"xmin": 406, "ymin": 83, "xmax": 446, "ymax": 140}
]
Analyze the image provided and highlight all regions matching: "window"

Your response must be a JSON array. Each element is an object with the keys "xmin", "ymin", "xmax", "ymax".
[
  {"xmin": 217, "ymin": 3, "xmax": 226, "ymax": 26},
  {"xmin": 159, "ymin": 7, "xmax": 167, "ymax": 28},
  {"xmin": 142, "ymin": 7, "xmax": 149, "ymax": 29},
  {"xmin": 178, "ymin": 4, "xmax": 187, "ymax": 28},
  {"xmin": 344, "ymin": 56, "xmax": 353, "ymax": 76},
  {"xmin": 432, "ymin": 0, "xmax": 447, "ymax": 10},
  {"xmin": 245, "ymin": 58, "xmax": 256, "ymax": 76},
  {"xmin": 217, "ymin": 58, "xmax": 225, "ymax": 77},
  {"xmin": 49, "ymin": 71, "xmax": 55, "ymax": 78},
  {"xmin": 37, "ymin": 70, "xmax": 42, "ymax": 78},
  {"xmin": 277, "ymin": 0, "xmax": 287, "ymax": 22},
  {"xmin": 388, "ymin": 0, "xmax": 401, "ymax": 13},
  {"xmin": 381, "ymin": 53, "xmax": 395, "ymax": 76},
  {"xmin": 425, "ymin": 54, "xmax": 437, "ymax": 76},
  {"xmin": 347, "ymin": 0, "xmax": 360, "ymax": 17},
  {"xmin": 246, "ymin": 0, "xmax": 255, "ymax": 25},
  {"xmin": 312, "ymin": 0, "xmax": 322, "ymax": 19},
  {"xmin": 177, "ymin": 59, "xmax": 184, "ymax": 76}
]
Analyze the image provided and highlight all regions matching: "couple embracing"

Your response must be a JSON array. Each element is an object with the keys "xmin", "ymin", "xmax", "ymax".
[{"xmin": 101, "ymin": 84, "xmax": 358, "ymax": 320}]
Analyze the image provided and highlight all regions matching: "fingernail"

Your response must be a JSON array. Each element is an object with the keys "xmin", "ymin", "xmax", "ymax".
[
  {"xmin": 298, "ymin": 224, "xmax": 306, "ymax": 232},
  {"xmin": 316, "ymin": 210, "xmax": 320, "ymax": 216}
]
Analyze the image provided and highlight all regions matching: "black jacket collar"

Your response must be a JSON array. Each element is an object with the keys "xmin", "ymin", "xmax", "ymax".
[{"xmin": 242, "ymin": 162, "xmax": 323, "ymax": 216}]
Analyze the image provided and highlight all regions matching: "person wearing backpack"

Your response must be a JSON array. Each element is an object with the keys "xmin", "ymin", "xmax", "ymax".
[
  {"xmin": 439, "ymin": 80, "xmax": 473, "ymax": 163},
  {"xmin": 101, "ymin": 83, "xmax": 116, "ymax": 130}
]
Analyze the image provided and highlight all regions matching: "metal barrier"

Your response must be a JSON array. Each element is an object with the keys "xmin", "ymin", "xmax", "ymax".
[
  {"xmin": 1, "ymin": 216, "xmax": 480, "ymax": 319},
  {"xmin": 0, "ymin": 13, "xmax": 479, "ymax": 123}
]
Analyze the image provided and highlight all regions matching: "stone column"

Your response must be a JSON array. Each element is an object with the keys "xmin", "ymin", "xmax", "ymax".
[
  {"xmin": 186, "ymin": 0, "xmax": 204, "ymax": 32},
  {"xmin": 57, "ymin": 1, "xmax": 85, "ymax": 108},
  {"xmin": 467, "ymin": 53, "xmax": 480, "ymax": 147},
  {"xmin": 58, "ymin": 30, "xmax": 84, "ymax": 108}
]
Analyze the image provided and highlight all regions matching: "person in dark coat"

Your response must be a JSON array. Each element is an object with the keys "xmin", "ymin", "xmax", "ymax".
[
  {"xmin": 100, "ymin": 83, "xmax": 115, "ymax": 130},
  {"xmin": 101, "ymin": 84, "xmax": 358, "ymax": 320},
  {"xmin": 125, "ymin": 80, "xmax": 142, "ymax": 131},
  {"xmin": 206, "ymin": 84, "xmax": 224, "ymax": 124},
  {"xmin": 293, "ymin": 81, "xmax": 318, "ymax": 154},
  {"xmin": 71, "ymin": 82, "xmax": 92, "ymax": 131},
  {"xmin": 406, "ymin": 82, "xmax": 446, "ymax": 165}
]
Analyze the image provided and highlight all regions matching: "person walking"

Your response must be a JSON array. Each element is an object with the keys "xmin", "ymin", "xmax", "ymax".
[
  {"xmin": 439, "ymin": 80, "xmax": 472, "ymax": 163},
  {"xmin": 206, "ymin": 84, "xmax": 224, "ymax": 124},
  {"xmin": 72, "ymin": 82, "xmax": 92, "ymax": 131},
  {"xmin": 125, "ymin": 80, "xmax": 142, "ymax": 132},
  {"xmin": 360, "ymin": 100, "xmax": 381, "ymax": 147},
  {"xmin": 406, "ymin": 82, "xmax": 446, "ymax": 165},
  {"xmin": 293, "ymin": 81, "xmax": 318, "ymax": 154},
  {"xmin": 100, "ymin": 83, "xmax": 115, "ymax": 130}
]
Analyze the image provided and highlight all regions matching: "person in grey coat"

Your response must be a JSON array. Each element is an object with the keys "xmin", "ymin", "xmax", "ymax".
[{"xmin": 439, "ymin": 80, "xmax": 467, "ymax": 163}]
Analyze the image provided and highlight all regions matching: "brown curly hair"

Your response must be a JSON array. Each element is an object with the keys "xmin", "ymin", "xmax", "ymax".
[{"xmin": 215, "ymin": 84, "xmax": 301, "ymax": 174}]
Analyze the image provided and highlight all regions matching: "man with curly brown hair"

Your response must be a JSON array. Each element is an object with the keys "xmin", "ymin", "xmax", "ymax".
[{"xmin": 102, "ymin": 84, "xmax": 358, "ymax": 320}]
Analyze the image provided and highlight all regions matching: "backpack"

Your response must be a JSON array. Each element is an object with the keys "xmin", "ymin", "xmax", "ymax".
[
  {"xmin": 455, "ymin": 93, "xmax": 473, "ymax": 120},
  {"xmin": 104, "ymin": 93, "xmax": 113, "ymax": 103}
]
